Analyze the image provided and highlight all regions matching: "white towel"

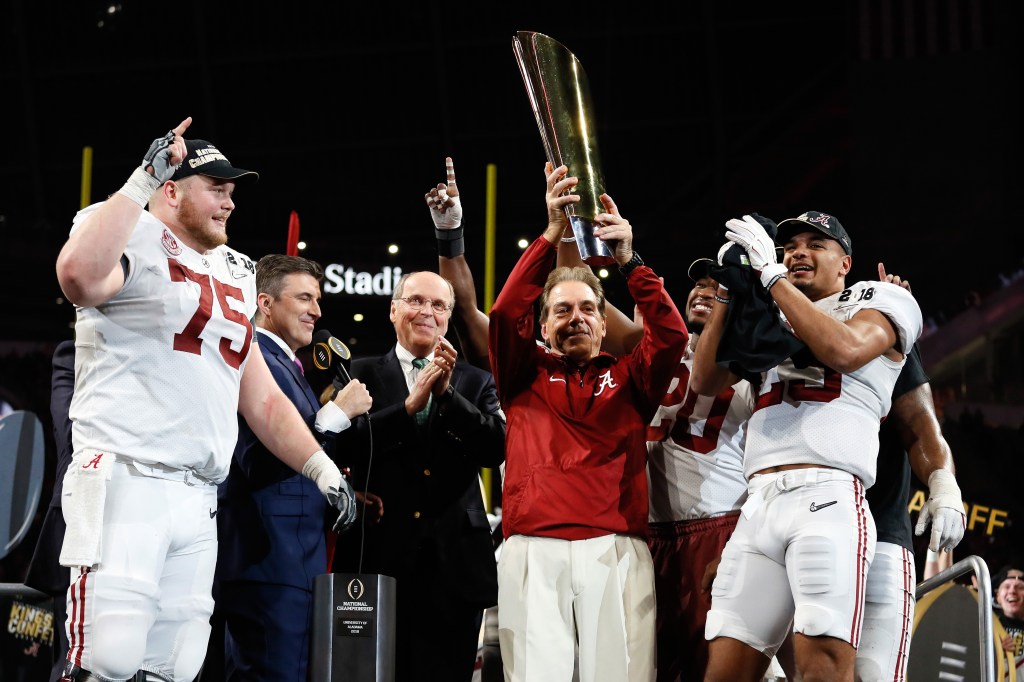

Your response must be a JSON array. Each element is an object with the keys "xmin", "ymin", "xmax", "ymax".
[{"xmin": 59, "ymin": 450, "xmax": 114, "ymax": 567}]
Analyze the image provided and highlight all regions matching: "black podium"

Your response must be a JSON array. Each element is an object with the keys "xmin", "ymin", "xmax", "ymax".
[{"xmin": 311, "ymin": 573, "xmax": 397, "ymax": 682}]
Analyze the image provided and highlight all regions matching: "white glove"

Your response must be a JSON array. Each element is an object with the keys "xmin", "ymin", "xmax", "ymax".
[
  {"xmin": 915, "ymin": 469, "xmax": 966, "ymax": 552},
  {"xmin": 724, "ymin": 215, "xmax": 788, "ymax": 289},
  {"xmin": 716, "ymin": 241, "xmax": 735, "ymax": 267},
  {"xmin": 426, "ymin": 157, "xmax": 463, "ymax": 230}
]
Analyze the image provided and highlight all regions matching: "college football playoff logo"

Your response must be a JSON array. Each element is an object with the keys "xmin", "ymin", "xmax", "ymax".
[{"xmin": 346, "ymin": 578, "xmax": 365, "ymax": 601}]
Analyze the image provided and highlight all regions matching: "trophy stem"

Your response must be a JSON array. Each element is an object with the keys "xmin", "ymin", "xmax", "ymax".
[{"xmin": 569, "ymin": 216, "xmax": 616, "ymax": 266}]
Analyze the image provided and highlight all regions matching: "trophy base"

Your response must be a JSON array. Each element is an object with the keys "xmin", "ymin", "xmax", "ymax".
[{"xmin": 569, "ymin": 216, "xmax": 616, "ymax": 266}]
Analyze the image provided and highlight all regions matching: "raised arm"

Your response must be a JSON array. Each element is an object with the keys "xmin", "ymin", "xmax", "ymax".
[
  {"xmin": 426, "ymin": 157, "xmax": 491, "ymax": 370},
  {"xmin": 57, "ymin": 117, "xmax": 192, "ymax": 307},
  {"xmin": 725, "ymin": 215, "xmax": 902, "ymax": 372},
  {"xmin": 555, "ymin": 221, "xmax": 643, "ymax": 355},
  {"xmin": 488, "ymin": 164, "xmax": 579, "ymax": 398},
  {"xmin": 690, "ymin": 276, "xmax": 741, "ymax": 396}
]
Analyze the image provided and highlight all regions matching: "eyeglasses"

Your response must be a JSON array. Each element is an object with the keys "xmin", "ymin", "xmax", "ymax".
[{"xmin": 397, "ymin": 296, "xmax": 452, "ymax": 315}]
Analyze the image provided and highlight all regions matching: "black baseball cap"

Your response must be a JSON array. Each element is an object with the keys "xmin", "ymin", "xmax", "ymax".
[
  {"xmin": 775, "ymin": 211, "xmax": 852, "ymax": 255},
  {"xmin": 687, "ymin": 258, "xmax": 715, "ymax": 283},
  {"xmin": 170, "ymin": 139, "xmax": 259, "ymax": 184}
]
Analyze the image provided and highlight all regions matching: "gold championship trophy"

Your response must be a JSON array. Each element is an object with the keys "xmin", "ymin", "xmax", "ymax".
[{"xmin": 513, "ymin": 31, "xmax": 615, "ymax": 265}]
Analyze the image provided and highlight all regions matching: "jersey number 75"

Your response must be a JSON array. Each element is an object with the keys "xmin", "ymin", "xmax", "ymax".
[{"xmin": 168, "ymin": 259, "xmax": 252, "ymax": 369}]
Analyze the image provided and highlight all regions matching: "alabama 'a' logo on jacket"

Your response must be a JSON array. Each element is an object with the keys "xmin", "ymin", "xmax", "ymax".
[{"xmin": 594, "ymin": 370, "xmax": 618, "ymax": 396}]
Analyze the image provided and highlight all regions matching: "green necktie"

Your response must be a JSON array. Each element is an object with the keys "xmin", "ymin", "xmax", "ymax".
[{"xmin": 412, "ymin": 357, "xmax": 432, "ymax": 425}]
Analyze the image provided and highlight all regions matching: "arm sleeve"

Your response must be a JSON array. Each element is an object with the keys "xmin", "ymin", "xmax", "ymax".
[
  {"xmin": 862, "ymin": 281, "xmax": 924, "ymax": 354},
  {"xmin": 488, "ymin": 237, "xmax": 555, "ymax": 404},
  {"xmin": 625, "ymin": 266, "xmax": 689, "ymax": 409},
  {"xmin": 315, "ymin": 400, "xmax": 353, "ymax": 434},
  {"xmin": 434, "ymin": 370, "xmax": 506, "ymax": 469}
]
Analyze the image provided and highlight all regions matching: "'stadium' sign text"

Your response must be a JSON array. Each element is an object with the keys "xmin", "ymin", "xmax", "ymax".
[{"xmin": 323, "ymin": 265, "xmax": 403, "ymax": 296}]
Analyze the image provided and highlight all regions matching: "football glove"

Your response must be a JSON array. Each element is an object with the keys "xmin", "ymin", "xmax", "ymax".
[
  {"xmin": 326, "ymin": 479, "xmax": 358, "ymax": 535},
  {"xmin": 915, "ymin": 469, "xmax": 966, "ymax": 552},
  {"xmin": 724, "ymin": 215, "xmax": 788, "ymax": 290},
  {"xmin": 141, "ymin": 128, "xmax": 181, "ymax": 183}
]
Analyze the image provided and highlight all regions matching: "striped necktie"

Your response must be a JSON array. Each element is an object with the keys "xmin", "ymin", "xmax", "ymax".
[{"xmin": 412, "ymin": 357, "xmax": 432, "ymax": 425}]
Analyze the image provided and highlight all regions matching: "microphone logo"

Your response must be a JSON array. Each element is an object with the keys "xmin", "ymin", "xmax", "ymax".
[
  {"xmin": 312, "ymin": 332, "xmax": 351, "ymax": 371},
  {"xmin": 313, "ymin": 342, "xmax": 332, "ymax": 371}
]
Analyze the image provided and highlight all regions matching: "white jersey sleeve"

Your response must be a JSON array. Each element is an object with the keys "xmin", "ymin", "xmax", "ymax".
[
  {"xmin": 827, "ymin": 280, "xmax": 923, "ymax": 354},
  {"xmin": 647, "ymin": 344, "xmax": 754, "ymax": 521},
  {"xmin": 69, "ymin": 205, "xmax": 258, "ymax": 482},
  {"xmin": 743, "ymin": 280, "xmax": 923, "ymax": 488}
]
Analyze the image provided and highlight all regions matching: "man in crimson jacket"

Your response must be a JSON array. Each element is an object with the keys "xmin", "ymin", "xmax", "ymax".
[{"xmin": 488, "ymin": 163, "xmax": 688, "ymax": 682}]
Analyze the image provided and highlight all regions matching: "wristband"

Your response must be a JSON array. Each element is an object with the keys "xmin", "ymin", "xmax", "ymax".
[
  {"xmin": 765, "ymin": 272, "xmax": 787, "ymax": 290},
  {"xmin": 560, "ymin": 236, "xmax": 576, "ymax": 243},
  {"xmin": 300, "ymin": 449, "xmax": 342, "ymax": 498},
  {"xmin": 435, "ymin": 226, "xmax": 465, "ymax": 258},
  {"xmin": 117, "ymin": 167, "xmax": 162, "ymax": 208},
  {"xmin": 714, "ymin": 295, "xmax": 731, "ymax": 304}
]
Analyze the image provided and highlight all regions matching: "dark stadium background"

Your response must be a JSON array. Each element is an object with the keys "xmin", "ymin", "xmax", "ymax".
[
  {"xmin": 1, "ymin": 4, "xmax": 1022, "ymax": 651},
  {"xmin": 2, "ymin": 1, "xmax": 1021, "ymax": 354}
]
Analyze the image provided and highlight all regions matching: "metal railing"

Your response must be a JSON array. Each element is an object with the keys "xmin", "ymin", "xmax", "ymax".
[{"xmin": 915, "ymin": 554, "xmax": 995, "ymax": 682}]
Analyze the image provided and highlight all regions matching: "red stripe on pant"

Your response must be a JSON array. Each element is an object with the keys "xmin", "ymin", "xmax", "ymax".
[
  {"xmin": 850, "ymin": 479, "xmax": 868, "ymax": 647},
  {"xmin": 893, "ymin": 547, "xmax": 913, "ymax": 682},
  {"xmin": 67, "ymin": 567, "xmax": 90, "ymax": 668}
]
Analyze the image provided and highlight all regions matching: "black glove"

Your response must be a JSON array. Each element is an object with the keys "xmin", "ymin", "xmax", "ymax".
[
  {"xmin": 141, "ymin": 129, "xmax": 180, "ymax": 183},
  {"xmin": 326, "ymin": 478, "xmax": 358, "ymax": 535}
]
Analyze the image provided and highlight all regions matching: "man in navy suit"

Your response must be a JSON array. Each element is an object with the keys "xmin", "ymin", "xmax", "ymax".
[
  {"xmin": 331, "ymin": 270, "xmax": 505, "ymax": 682},
  {"xmin": 24, "ymin": 340, "xmax": 76, "ymax": 682},
  {"xmin": 215, "ymin": 254, "xmax": 375, "ymax": 681}
]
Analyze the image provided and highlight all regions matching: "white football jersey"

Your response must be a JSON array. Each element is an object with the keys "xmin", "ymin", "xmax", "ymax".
[
  {"xmin": 647, "ymin": 339, "xmax": 754, "ymax": 521},
  {"xmin": 69, "ymin": 205, "xmax": 257, "ymax": 482},
  {"xmin": 744, "ymin": 280, "xmax": 923, "ymax": 487}
]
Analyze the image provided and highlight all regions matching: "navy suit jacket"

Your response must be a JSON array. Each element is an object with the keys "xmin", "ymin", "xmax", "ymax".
[
  {"xmin": 332, "ymin": 347, "xmax": 505, "ymax": 608},
  {"xmin": 216, "ymin": 333, "xmax": 332, "ymax": 592},
  {"xmin": 24, "ymin": 339, "xmax": 76, "ymax": 594}
]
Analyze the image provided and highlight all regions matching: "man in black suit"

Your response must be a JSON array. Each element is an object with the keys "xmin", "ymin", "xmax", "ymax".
[
  {"xmin": 24, "ymin": 340, "xmax": 75, "ymax": 682},
  {"xmin": 215, "ymin": 254, "xmax": 375, "ymax": 681},
  {"xmin": 332, "ymin": 270, "xmax": 506, "ymax": 682}
]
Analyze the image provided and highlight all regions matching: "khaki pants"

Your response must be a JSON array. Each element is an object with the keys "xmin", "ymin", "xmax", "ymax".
[{"xmin": 497, "ymin": 534, "xmax": 656, "ymax": 682}]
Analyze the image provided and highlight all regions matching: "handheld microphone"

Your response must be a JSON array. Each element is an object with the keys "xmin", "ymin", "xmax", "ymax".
[
  {"xmin": 312, "ymin": 329, "xmax": 376, "ymax": 575},
  {"xmin": 312, "ymin": 329, "xmax": 353, "ymax": 388}
]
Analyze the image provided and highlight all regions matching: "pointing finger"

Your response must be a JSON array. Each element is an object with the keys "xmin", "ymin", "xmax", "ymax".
[
  {"xmin": 173, "ymin": 116, "xmax": 192, "ymax": 137},
  {"xmin": 445, "ymin": 157, "xmax": 459, "ymax": 197}
]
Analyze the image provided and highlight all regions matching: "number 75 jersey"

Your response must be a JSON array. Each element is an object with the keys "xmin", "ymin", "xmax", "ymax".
[
  {"xmin": 68, "ymin": 206, "xmax": 257, "ymax": 482},
  {"xmin": 744, "ymin": 280, "xmax": 923, "ymax": 488}
]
